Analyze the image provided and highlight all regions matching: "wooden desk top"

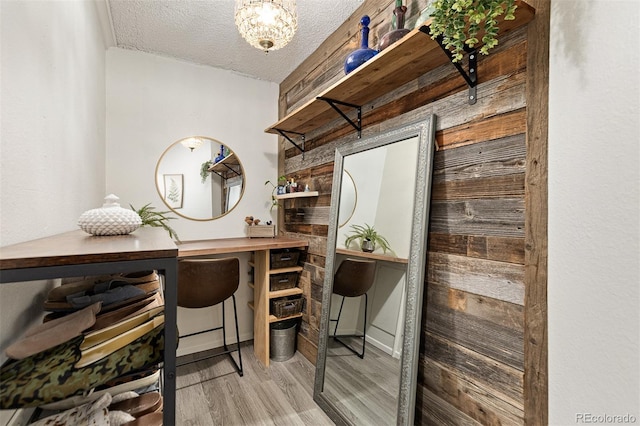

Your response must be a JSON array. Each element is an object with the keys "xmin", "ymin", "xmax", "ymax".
[
  {"xmin": 336, "ymin": 248, "xmax": 408, "ymax": 264},
  {"xmin": 178, "ymin": 237, "xmax": 309, "ymax": 258},
  {"xmin": 0, "ymin": 227, "xmax": 178, "ymax": 270}
]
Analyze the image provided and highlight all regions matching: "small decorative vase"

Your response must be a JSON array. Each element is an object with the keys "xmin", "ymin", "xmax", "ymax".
[
  {"xmin": 214, "ymin": 145, "xmax": 225, "ymax": 163},
  {"xmin": 378, "ymin": 1, "xmax": 411, "ymax": 51},
  {"xmin": 344, "ymin": 16, "xmax": 378, "ymax": 74},
  {"xmin": 361, "ymin": 239, "xmax": 375, "ymax": 253},
  {"xmin": 78, "ymin": 194, "xmax": 142, "ymax": 236}
]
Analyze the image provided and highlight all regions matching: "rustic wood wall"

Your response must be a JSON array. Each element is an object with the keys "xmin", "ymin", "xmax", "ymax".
[{"xmin": 275, "ymin": 0, "xmax": 548, "ymax": 424}]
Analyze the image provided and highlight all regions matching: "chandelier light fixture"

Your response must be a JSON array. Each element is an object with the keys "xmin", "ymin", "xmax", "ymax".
[
  {"xmin": 235, "ymin": 0, "xmax": 298, "ymax": 53},
  {"xmin": 181, "ymin": 137, "xmax": 204, "ymax": 152}
]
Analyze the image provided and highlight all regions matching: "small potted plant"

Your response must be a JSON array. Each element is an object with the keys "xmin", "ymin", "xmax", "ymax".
[
  {"xmin": 428, "ymin": 0, "xmax": 518, "ymax": 62},
  {"xmin": 344, "ymin": 223, "xmax": 392, "ymax": 253},
  {"xmin": 265, "ymin": 175, "xmax": 287, "ymax": 211}
]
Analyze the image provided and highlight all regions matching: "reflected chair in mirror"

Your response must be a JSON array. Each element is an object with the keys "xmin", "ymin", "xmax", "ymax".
[
  {"xmin": 330, "ymin": 258, "xmax": 377, "ymax": 359},
  {"xmin": 176, "ymin": 258, "xmax": 243, "ymax": 376}
]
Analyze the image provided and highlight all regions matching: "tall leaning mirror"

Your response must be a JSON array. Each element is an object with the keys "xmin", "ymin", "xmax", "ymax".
[
  {"xmin": 155, "ymin": 136, "xmax": 245, "ymax": 221},
  {"xmin": 314, "ymin": 116, "xmax": 436, "ymax": 426}
]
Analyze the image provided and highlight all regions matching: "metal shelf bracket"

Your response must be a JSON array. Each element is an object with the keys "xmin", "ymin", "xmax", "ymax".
[
  {"xmin": 421, "ymin": 27, "xmax": 478, "ymax": 105},
  {"xmin": 316, "ymin": 96, "xmax": 362, "ymax": 138},
  {"xmin": 210, "ymin": 164, "xmax": 241, "ymax": 179},
  {"xmin": 275, "ymin": 129, "xmax": 306, "ymax": 159}
]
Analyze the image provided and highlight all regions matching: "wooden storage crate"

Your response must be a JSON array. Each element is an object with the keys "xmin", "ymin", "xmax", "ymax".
[
  {"xmin": 271, "ymin": 297, "xmax": 304, "ymax": 319},
  {"xmin": 270, "ymin": 249, "xmax": 300, "ymax": 268},
  {"xmin": 247, "ymin": 225, "xmax": 275, "ymax": 238},
  {"xmin": 269, "ymin": 272, "xmax": 299, "ymax": 291}
]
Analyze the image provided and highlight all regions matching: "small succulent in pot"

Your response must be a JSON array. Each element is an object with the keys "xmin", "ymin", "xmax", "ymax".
[{"xmin": 344, "ymin": 223, "xmax": 391, "ymax": 253}]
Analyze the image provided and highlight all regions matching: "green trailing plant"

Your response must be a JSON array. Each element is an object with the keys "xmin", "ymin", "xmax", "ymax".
[
  {"xmin": 264, "ymin": 175, "xmax": 287, "ymax": 212},
  {"xmin": 429, "ymin": 0, "xmax": 517, "ymax": 62},
  {"xmin": 344, "ymin": 223, "xmax": 392, "ymax": 253},
  {"xmin": 200, "ymin": 160, "xmax": 214, "ymax": 183},
  {"xmin": 130, "ymin": 203, "xmax": 180, "ymax": 242}
]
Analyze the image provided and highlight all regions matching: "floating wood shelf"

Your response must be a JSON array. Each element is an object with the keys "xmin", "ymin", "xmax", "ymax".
[
  {"xmin": 274, "ymin": 191, "xmax": 319, "ymax": 200},
  {"xmin": 265, "ymin": 0, "xmax": 535, "ymax": 139},
  {"xmin": 207, "ymin": 153, "xmax": 241, "ymax": 178}
]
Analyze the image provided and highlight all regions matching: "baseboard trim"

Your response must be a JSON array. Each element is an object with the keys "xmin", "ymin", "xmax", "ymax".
[{"xmin": 296, "ymin": 333, "xmax": 317, "ymax": 365}]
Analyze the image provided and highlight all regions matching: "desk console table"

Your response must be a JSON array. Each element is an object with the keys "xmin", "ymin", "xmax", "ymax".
[
  {"xmin": 0, "ymin": 228, "xmax": 178, "ymax": 425},
  {"xmin": 178, "ymin": 237, "xmax": 309, "ymax": 367}
]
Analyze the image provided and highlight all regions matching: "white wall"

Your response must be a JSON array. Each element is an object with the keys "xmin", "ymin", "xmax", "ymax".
[
  {"xmin": 548, "ymin": 1, "xmax": 639, "ymax": 423},
  {"xmin": 106, "ymin": 48, "xmax": 279, "ymax": 239},
  {"xmin": 0, "ymin": 0, "xmax": 107, "ymax": 246},
  {"xmin": 0, "ymin": 0, "xmax": 107, "ymax": 423},
  {"xmin": 106, "ymin": 48, "xmax": 279, "ymax": 353}
]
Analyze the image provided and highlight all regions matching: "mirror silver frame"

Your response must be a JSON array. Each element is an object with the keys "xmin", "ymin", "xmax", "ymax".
[{"xmin": 313, "ymin": 116, "xmax": 436, "ymax": 426}]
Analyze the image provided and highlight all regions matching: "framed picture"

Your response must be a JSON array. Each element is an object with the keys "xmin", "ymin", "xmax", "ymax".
[{"xmin": 163, "ymin": 174, "xmax": 183, "ymax": 209}]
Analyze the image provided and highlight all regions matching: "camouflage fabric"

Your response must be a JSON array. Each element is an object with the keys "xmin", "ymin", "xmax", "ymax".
[{"xmin": 0, "ymin": 324, "xmax": 164, "ymax": 409}]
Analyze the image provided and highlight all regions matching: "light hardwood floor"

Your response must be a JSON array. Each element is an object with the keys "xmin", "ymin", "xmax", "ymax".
[
  {"xmin": 321, "ymin": 337, "xmax": 400, "ymax": 426},
  {"xmin": 176, "ymin": 343, "xmax": 334, "ymax": 426}
]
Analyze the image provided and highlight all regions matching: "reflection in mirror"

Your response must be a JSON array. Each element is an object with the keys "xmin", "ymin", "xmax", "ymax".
[
  {"xmin": 314, "ymin": 117, "xmax": 436, "ymax": 426},
  {"xmin": 155, "ymin": 136, "xmax": 244, "ymax": 221},
  {"xmin": 338, "ymin": 170, "xmax": 357, "ymax": 228}
]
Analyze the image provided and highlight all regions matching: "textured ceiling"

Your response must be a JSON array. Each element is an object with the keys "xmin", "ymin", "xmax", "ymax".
[{"xmin": 108, "ymin": 0, "xmax": 365, "ymax": 83}]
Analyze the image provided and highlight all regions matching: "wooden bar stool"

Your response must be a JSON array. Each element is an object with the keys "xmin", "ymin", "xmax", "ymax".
[
  {"xmin": 330, "ymin": 258, "xmax": 377, "ymax": 359},
  {"xmin": 176, "ymin": 258, "xmax": 243, "ymax": 376}
]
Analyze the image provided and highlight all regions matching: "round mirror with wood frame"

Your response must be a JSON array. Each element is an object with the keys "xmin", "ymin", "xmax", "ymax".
[{"xmin": 155, "ymin": 136, "xmax": 245, "ymax": 221}]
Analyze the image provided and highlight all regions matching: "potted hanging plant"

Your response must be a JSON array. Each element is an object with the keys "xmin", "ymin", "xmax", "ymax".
[
  {"xmin": 429, "ymin": 0, "xmax": 518, "ymax": 62},
  {"xmin": 200, "ymin": 160, "xmax": 214, "ymax": 183},
  {"xmin": 344, "ymin": 223, "xmax": 392, "ymax": 253}
]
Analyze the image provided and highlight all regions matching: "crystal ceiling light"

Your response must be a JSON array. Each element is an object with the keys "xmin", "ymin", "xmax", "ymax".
[
  {"xmin": 181, "ymin": 137, "xmax": 204, "ymax": 152},
  {"xmin": 235, "ymin": 0, "xmax": 298, "ymax": 53}
]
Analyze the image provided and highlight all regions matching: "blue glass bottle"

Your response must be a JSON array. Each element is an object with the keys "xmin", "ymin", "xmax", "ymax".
[
  {"xmin": 214, "ymin": 145, "xmax": 225, "ymax": 163},
  {"xmin": 344, "ymin": 16, "xmax": 378, "ymax": 75}
]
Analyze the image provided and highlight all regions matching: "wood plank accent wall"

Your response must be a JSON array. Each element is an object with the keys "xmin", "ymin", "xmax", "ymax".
[{"xmin": 276, "ymin": 1, "xmax": 548, "ymax": 424}]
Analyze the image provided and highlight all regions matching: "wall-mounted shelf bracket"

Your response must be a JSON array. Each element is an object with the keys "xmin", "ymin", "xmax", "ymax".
[
  {"xmin": 316, "ymin": 96, "xmax": 362, "ymax": 138},
  {"xmin": 426, "ymin": 29, "xmax": 478, "ymax": 105},
  {"xmin": 275, "ymin": 129, "xmax": 305, "ymax": 159},
  {"xmin": 210, "ymin": 164, "xmax": 241, "ymax": 179}
]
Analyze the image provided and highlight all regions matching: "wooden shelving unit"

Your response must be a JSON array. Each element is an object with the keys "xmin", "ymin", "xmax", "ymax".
[
  {"xmin": 248, "ymin": 263, "xmax": 304, "ymax": 314},
  {"xmin": 265, "ymin": 0, "xmax": 535, "ymax": 140},
  {"xmin": 247, "ymin": 247, "xmax": 307, "ymax": 366}
]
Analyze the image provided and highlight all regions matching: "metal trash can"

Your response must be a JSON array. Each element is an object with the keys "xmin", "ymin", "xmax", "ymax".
[{"xmin": 270, "ymin": 319, "xmax": 298, "ymax": 362}]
